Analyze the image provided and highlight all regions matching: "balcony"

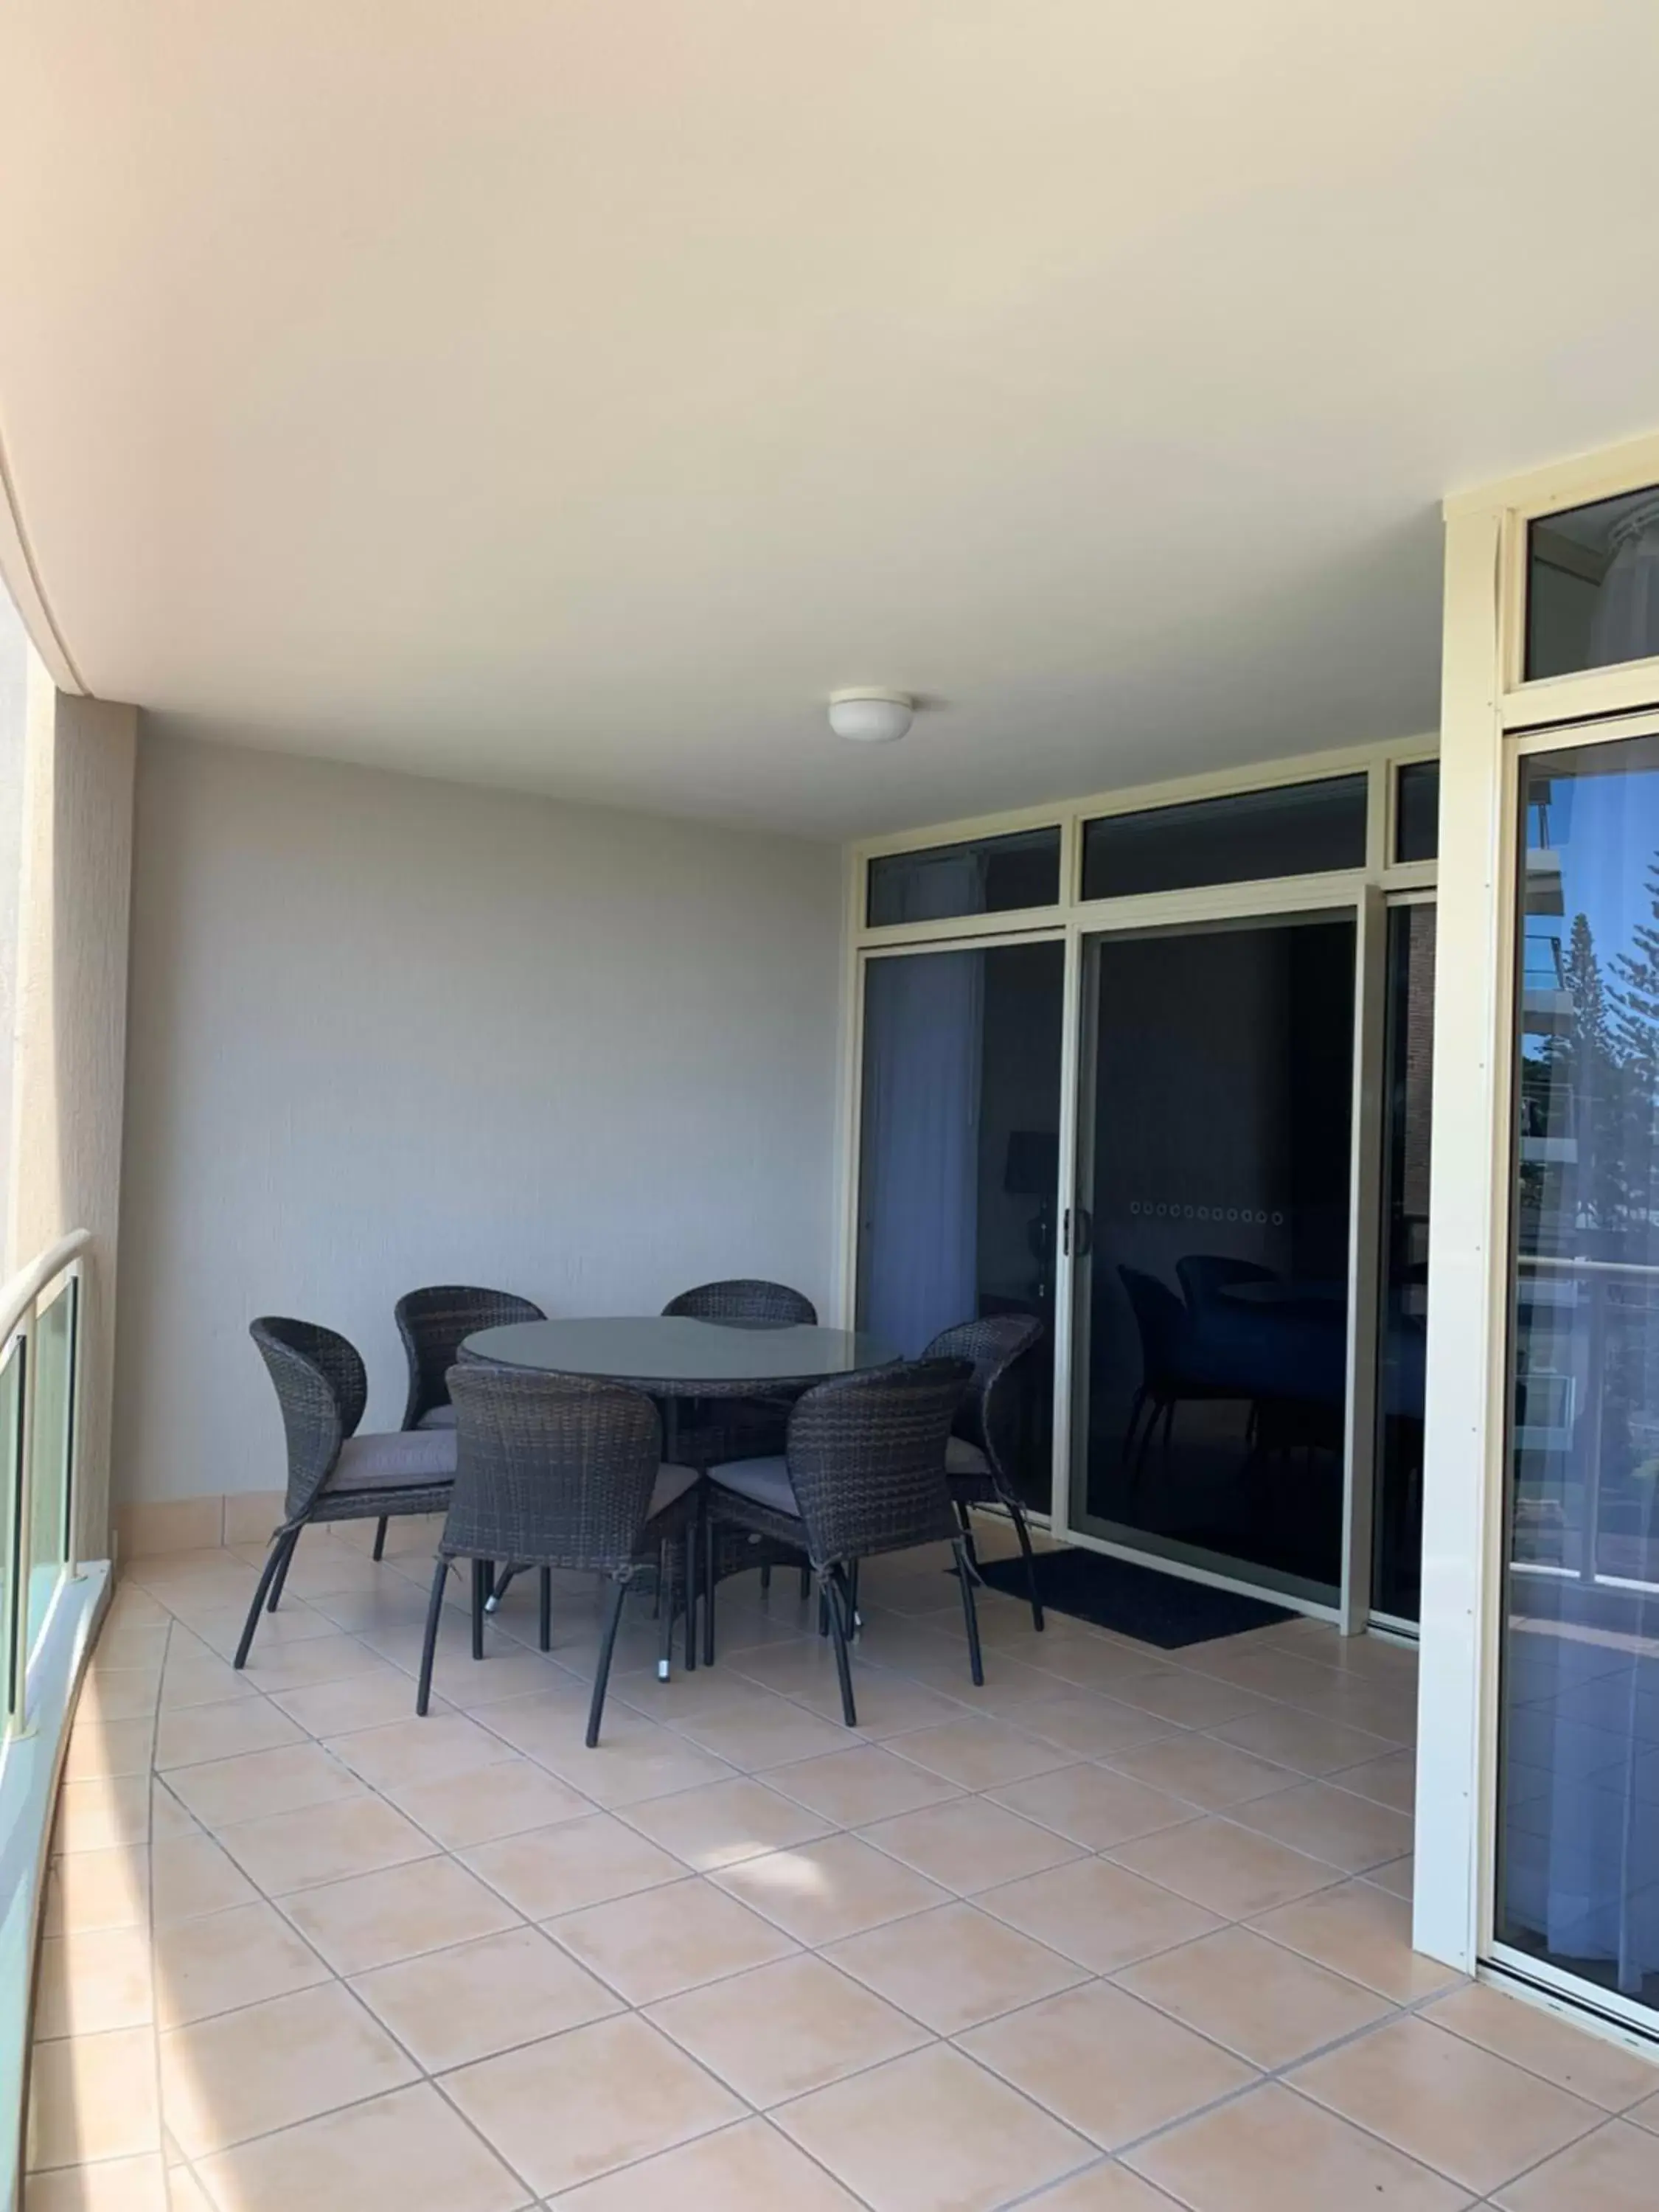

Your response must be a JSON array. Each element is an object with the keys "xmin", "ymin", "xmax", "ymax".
[{"xmin": 29, "ymin": 1503, "xmax": 1656, "ymax": 2208}]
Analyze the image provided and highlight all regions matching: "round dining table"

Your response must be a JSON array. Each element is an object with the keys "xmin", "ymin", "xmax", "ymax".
[
  {"xmin": 463, "ymin": 1314, "xmax": 895, "ymax": 1393},
  {"xmin": 457, "ymin": 1317, "xmax": 899, "ymax": 1676},
  {"xmin": 459, "ymin": 1314, "xmax": 900, "ymax": 1456}
]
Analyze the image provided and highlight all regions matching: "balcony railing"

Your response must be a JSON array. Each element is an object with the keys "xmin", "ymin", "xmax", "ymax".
[
  {"xmin": 1512, "ymin": 1251, "xmax": 1659, "ymax": 1595},
  {"xmin": 0, "ymin": 1229, "xmax": 90, "ymax": 1739},
  {"xmin": 1, "ymin": 1229, "xmax": 100, "ymax": 2212}
]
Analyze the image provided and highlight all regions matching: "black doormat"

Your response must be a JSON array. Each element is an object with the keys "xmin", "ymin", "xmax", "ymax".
[{"xmin": 976, "ymin": 1546, "xmax": 1295, "ymax": 1649}]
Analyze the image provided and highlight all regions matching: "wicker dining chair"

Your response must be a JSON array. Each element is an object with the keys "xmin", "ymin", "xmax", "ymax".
[
  {"xmin": 702, "ymin": 1357, "xmax": 978, "ymax": 1727},
  {"xmin": 663, "ymin": 1279, "xmax": 818, "ymax": 1326},
  {"xmin": 237, "ymin": 1318, "xmax": 457, "ymax": 1669},
  {"xmin": 663, "ymin": 1279, "xmax": 820, "ymax": 1605},
  {"xmin": 379, "ymin": 1285, "xmax": 546, "ymax": 1562},
  {"xmin": 417, "ymin": 1365, "xmax": 699, "ymax": 1745},
  {"xmin": 924, "ymin": 1313, "xmax": 1048, "ymax": 1631}
]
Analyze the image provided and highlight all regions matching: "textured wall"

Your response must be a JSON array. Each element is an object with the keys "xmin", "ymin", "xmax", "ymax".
[
  {"xmin": 0, "ymin": 591, "xmax": 29, "ymax": 1203},
  {"xmin": 6, "ymin": 669, "xmax": 137, "ymax": 1556},
  {"xmin": 114, "ymin": 731, "xmax": 844, "ymax": 1506}
]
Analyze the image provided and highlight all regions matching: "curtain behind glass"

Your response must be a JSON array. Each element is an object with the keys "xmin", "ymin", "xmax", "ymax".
[{"xmin": 857, "ymin": 853, "xmax": 987, "ymax": 1357}]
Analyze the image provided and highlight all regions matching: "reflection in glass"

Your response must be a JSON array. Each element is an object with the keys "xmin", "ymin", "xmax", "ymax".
[
  {"xmin": 1497, "ymin": 737, "xmax": 1659, "ymax": 2017},
  {"xmin": 866, "ymin": 828, "xmax": 1061, "ymax": 928},
  {"xmin": 26, "ymin": 1276, "xmax": 77, "ymax": 1653},
  {"xmin": 1070, "ymin": 913, "xmax": 1355, "ymax": 1600},
  {"xmin": 857, "ymin": 941, "xmax": 1064, "ymax": 1509},
  {"xmin": 1081, "ymin": 777, "xmax": 1366, "ymax": 902},
  {"xmin": 1373, "ymin": 906, "xmax": 1433, "ymax": 1621},
  {"xmin": 1527, "ymin": 486, "xmax": 1659, "ymax": 681}
]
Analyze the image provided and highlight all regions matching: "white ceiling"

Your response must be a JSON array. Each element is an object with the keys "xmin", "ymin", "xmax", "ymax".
[{"xmin": 2, "ymin": 4, "xmax": 1658, "ymax": 840}]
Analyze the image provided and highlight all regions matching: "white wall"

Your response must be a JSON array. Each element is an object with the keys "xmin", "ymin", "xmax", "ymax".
[
  {"xmin": 8, "ymin": 673, "xmax": 136, "ymax": 1551},
  {"xmin": 114, "ymin": 731, "xmax": 844, "ymax": 1506},
  {"xmin": 0, "ymin": 586, "xmax": 29, "ymax": 1201}
]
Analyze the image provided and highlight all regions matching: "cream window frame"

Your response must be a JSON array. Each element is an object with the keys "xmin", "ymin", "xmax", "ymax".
[
  {"xmin": 1422, "ymin": 428, "xmax": 1659, "ymax": 2045},
  {"xmin": 838, "ymin": 733, "xmax": 1438, "ymax": 1639}
]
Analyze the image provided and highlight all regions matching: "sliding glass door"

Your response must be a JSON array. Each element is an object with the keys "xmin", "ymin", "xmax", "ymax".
[
  {"xmin": 1068, "ymin": 908, "xmax": 1357, "ymax": 1604},
  {"xmin": 855, "ymin": 938, "xmax": 1065, "ymax": 1510},
  {"xmin": 1495, "ymin": 733, "xmax": 1659, "ymax": 2023}
]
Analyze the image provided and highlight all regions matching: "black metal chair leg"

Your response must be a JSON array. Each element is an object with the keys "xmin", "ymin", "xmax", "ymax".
[
  {"xmin": 372, "ymin": 1516, "xmax": 389, "ymax": 1562},
  {"xmin": 266, "ymin": 1528, "xmax": 299, "ymax": 1612},
  {"xmin": 587, "ymin": 1576, "xmax": 628, "ymax": 1747},
  {"xmin": 684, "ymin": 1523, "xmax": 698, "ymax": 1673},
  {"xmin": 485, "ymin": 1565, "xmax": 517, "ymax": 1613},
  {"xmin": 953, "ymin": 1537, "xmax": 985, "ymax": 1686},
  {"xmin": 1121, "ymin": 1386, "xmax": 1147, "ymax": 1464},
  {"xmin": 416, "ymin": 1560, "xmax": 448, "ymax": 1714},
  {"xmin": 538, "ymin": 1567, "xmax": 552, "ymax": 1653},
  {"xmin": 471, "ymin": 1559, "xmax": 487, "ymax": 1660},
  {"xmin": 824, "ymin": 1565, "xmax": 858, "ymax": 1727},
  {"xmin": 701, "ymin": 1505, "xmax": 717, "ymax": 1667},
  {"xmin": 1010, "ymin": 1502, "xmax": 1045, "ymax": 1632},
  {"xmin": 954, "ymin": 1498, "xmax": 981, "ymax": 1573},
  {"xmin": 759, "ymin": 1560, "xmax": 772, "ymax": 1596},
  {"xmin": 657, "ymin": 1549, "xmax": 675, "ymax": 1683},
  {"xmin": 234, "ymin": 1528, "xmax": 297, "ymax": 1668},
  {"xmin": 799, "ymin": 1562, "xmax": 812, "ymax": 1602},
  {"xmin": 818, "ymin": 1578, "xmax": 830, "ymax": 1637}
]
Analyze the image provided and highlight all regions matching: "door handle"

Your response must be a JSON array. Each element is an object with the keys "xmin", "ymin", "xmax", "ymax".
[{"xmin": 1063, "ymin": 1207, "xmax": 1094, "ymax": 1258}]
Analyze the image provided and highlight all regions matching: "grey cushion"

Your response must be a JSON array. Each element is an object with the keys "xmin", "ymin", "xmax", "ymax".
[
  {"xmin": 946, "ymin": 1436, "xmax": 990, "ymax": 1477},
  {"xmin": 649, "ymin": 1463, "xmax": 700, "ymax": 1519},
  {"xmin": 329, "ymin": 1426, "xmax": 457, "ymax": 1493},
  {"xmin": 416, "ymin": 1404, "xmax": 457, "ymax": 1430},
  {"xmin": 708, "ymin": 1453, "xmax": 801, "ymax": 1518}
]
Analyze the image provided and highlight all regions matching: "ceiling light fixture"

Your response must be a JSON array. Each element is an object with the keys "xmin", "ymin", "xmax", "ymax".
[{"xmin": 828, "ymin": 688, "xmax": 914, "ymax": 744}]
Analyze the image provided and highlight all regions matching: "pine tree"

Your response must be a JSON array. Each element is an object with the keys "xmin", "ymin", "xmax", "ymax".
[
  {"xmin": 1562, "ymin": 910, "xmax": 1624, "ymax": 1232},
  {"xmin": 1607, "ymin": 860, "xmax": 1659, "ymax": 1232}
]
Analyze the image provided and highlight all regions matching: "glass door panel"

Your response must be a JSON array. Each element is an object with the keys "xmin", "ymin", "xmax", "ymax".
[
  {"xmin": 1497, "ymin": 735, "xmax": 1659, "ymax": 2018},
  {"xmin": 1373, "ymin": 903, "xmax": 1434, "ymax": 1622},
  {"xmin": 1069, "ymin": 910, "xmax": 1356, "ymax": 1603},
  {"xmin": 856, "ymin": 939, "xmax": 1065, "ymax": 1511}
]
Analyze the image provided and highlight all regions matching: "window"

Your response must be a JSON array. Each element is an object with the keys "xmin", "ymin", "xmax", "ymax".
[
  {"xmin": 1496, "ymin": 732, "xmax": 1659, "ymax": 2017},
  {"xmin": 1080, "ymin": 776, "xmax": 1367, "ymax": 901},
  {"xmin": 866, "ymin": 827, "xmax": 1060, "ymax": 927},
  {"xmin": 1526, "ymin": 485, "xmax": 1659, "ymax": 681},
  {"xmin": 1394, "ymin": 761, "xmax": 1439, "ymax": 863}
]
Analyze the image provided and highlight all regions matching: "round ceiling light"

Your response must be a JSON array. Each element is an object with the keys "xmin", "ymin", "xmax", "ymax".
[{"xmin": 829, "ymin": 688, "xmax": 914, "ymax": 744}]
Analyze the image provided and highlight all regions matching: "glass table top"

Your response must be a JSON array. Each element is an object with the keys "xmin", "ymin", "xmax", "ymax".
[{"xmin": 461, "ymin": 1315, "xmax": 899, "ymax": 1395}]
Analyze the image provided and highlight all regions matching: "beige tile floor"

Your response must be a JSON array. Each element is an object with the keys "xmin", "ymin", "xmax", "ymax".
[{"xmin": 27, "ymin": 1515, "xmax": 1659, "ymax": 2211}]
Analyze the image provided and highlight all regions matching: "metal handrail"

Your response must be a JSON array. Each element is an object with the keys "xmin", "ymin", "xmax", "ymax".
[
  {"xmin": 0, "ymin": 1231, "xmax": 89, "ymax": 1352},
  {"xmin": 1, "ymin": 1229, "xmax": 90, "ymax": 1733},
  {"xmin": 1518, "ymin": 1253, "xmax": 1659, "ymax": 1279}
]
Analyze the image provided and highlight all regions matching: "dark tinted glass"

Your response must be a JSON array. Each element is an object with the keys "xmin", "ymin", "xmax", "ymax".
[
  {"xmin": 857, "ymin": 941, "xmax": 1064, "ymax": 1509},
  {"xmin": 1081, "ymin": 777, "xmax": 1367, "ymax": 901},
  {"xmin": 866, "ymin": 827, "xmax": 1060, "ymax": 927},
  {"xmin": 1394, "ymin": 761, "xmax": 1439, "ymax": 863},
  {"xmin": 1068, "ymin": 911, "xmax": 1356, "ymax": 1604},
  {"xmin": 1527, "ymin": 485, "xmax": 1659, "ymax": 681},
  {"xmin": 1496, "ymin": 734, "xmax": 1659, "ymax": 2018},
  {"xmin": 1373, "ymin": 902, "xmax": 1434, "ymax": 1622}
]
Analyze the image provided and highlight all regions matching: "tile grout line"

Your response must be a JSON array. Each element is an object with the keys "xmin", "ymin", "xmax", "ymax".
[
  {"xmin": 54, "ymin": 1545, "xmax": 1613, "ymax": 2212},
  {"xmin": 153, "ymin": 1601, "xmax": 547, "ymax": 2211}
]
